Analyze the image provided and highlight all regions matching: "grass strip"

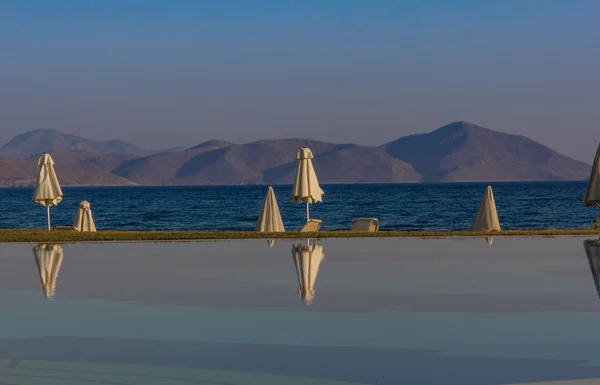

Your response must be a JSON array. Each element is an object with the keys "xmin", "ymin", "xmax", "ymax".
[{"xmin": 0, "ymin": 229, "xmax": 598, "ymax": 243}]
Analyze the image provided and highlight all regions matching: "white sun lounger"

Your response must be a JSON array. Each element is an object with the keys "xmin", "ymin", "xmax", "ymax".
[
  {"xmin": 350, "ymin": 218, "xmax": 379, "ymax": 232},
  {"xmin": 54, "ymin": 226, "xmax": 77, "ymax": 231},
  {"xmin": 301, "ymin": 219, "xmax": 322, "ymax": 232}
]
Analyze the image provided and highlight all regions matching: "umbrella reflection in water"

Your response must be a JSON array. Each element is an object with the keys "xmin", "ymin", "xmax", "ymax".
[
  {"xmin": 33, "ymin": 243, "xmax": 64, "ymax": 300},
  {"xmin": 9, "ymin": 349, "xmax": 19, "ymax": 368},
  {"xmin": 292, "ymin": 240, "xmax": 325, "ymax": 305},
  {"xmin": 584, "ymin": 239, "xmax": 600, "ymax": 300}
]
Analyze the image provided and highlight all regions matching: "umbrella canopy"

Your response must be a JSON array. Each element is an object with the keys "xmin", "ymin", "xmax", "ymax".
[
  {"xmin": 292, "ymin": 242, "xmax": 325, "ymax": 305},
  {"xmin": 584, "ymin": 143, "xmax": 600, "ymax": 207},
  {"xmin": 33, "ymin": 153, "xmax": 63, "ymax": 207},
  {"xmin": 291, "ymin": 147, "xmax": 324, "ymax": 222},
  {"xmin": 470, "ymin": 186, "xmax": 501, "ymax": 232},
  {"xmin": 584, "ymin": 239, "xmax": 600, "ymax": 300},
  {"xmin": 33, "ymin": 243, "xmax": 64, "ymax": 299},
  {"xmin": 256, "ymin": 186, "xmax": 285, "ymax": 232},
  {"xmin": 292, "ymin": 147, "xmax": 324, "ymax": 204},
  {"xmin": 33, "ymin": 153, "xmax": 63, "ymax": 230},
  {"xmin": 74, "ymin": 200, "xmax": 97, "ymax": 232}
]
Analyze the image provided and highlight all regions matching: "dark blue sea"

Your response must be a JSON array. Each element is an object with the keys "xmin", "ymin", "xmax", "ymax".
[{"xmin": 0, "ymin": 182, "xmax": 596, "ymax": 231}]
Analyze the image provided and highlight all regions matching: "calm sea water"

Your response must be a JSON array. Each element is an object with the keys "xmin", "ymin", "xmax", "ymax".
[{"xmin": 0, "ymin": 181, "xmax": 596, "ymax": 231}]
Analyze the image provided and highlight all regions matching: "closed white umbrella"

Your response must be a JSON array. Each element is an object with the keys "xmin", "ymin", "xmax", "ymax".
[
  {"xmin": 470, "ymin": 186, "xmax": 501, "ymax": 232},
  {"xmin": 256, "ymin": 186, "xmax": 285, "ymax": 232},
  {"xmin": 74, "ymin": 200, "xmax": 97, "ymax": 232},
  {"xmin": 291, "ymin": 147, "xmax": 324, "ymax": 223},
  {"xmin": 292, "ymin": 241, "xmax": 325, "ymax": 305},
  {"xmin": 33, "ymin": 153, "xmax": 63, "ymax": 230},
  {"xmin": 584, "ymin": 143, "xmax": 600, "ymax": 208},
  {"xmin": 33, "ymin": 243, "xmax": 64, "ymax": 299}
]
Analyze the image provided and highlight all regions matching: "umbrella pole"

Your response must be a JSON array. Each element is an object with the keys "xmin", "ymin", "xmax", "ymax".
[
  {"xmin": 306, "ymin": 202, "xmax": 310, "ymax": 222},
  {"xmin": 47, "ymin": 206, "xmax": 51, "ymax": 231}
]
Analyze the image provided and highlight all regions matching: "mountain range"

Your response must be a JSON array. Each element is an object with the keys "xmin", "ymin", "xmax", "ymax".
[{"xmin": 0, "ymin": 122, "xmax": 591, "ymax": 187}]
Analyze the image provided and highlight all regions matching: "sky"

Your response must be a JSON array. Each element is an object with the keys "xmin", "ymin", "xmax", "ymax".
[{"xmin": 0, "ymin": 0, "xmax": 598, "ymax": 161}]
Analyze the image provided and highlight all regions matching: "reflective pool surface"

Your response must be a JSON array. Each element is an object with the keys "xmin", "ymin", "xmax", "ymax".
[{"xmin": 2, "ymin": 237, "xmax": 600, "ymax": 384}]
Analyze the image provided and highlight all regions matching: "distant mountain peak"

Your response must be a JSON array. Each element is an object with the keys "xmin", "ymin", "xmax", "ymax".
[
  {"xmin": 28, "ymin": 128, "xmax": 59, "ymax": 134},
  {"xmin": 188, "ymin": 140, "xmax": 233, "ymax": 151},
  {"xmin": 0, "ymin": 129, "xmax": 179, "ymax": 159},
  {"xmin": 385, "ymin": 122, "xmax": 588, "ymax": 182},
  {"xmin": 432, "ymin": 121, "xmax": 492, "ymax": 135},
  {"xmin": 151, "ymin": 146, "xmax": 186, "ymax": 154}
]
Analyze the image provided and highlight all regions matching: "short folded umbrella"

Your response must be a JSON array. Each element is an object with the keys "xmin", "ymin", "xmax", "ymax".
[
  {"xmin": 74, "ymin": 200, "xmax": 97, "ymax": 232},
  {"xmin": 256, "ymin": 186, "xmax": 284, "ymax": 232},
  {"xmin": 470, "ymin": 186, "xmax": 500, "ymax": 232}
]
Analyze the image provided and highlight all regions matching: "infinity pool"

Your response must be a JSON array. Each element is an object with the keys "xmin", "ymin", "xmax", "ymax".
[{"xmin": 1, "ymin": 237, "xmax": 600, "ymax": 385}]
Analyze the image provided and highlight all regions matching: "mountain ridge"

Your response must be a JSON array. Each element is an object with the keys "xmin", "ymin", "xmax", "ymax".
[{"xmin": 0, "ymin": 122, "xmax": 591, "ymax": 187}]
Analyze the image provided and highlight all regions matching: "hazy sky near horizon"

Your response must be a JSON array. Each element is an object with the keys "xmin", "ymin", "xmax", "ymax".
[{"xmin": 0, "ymin": 0, "xmax": 599, "ymax": 161}]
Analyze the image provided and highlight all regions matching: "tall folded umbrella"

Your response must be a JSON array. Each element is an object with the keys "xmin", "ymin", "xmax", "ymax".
[
  {"xmin": 291, "ymin": 147, "xmax": 324, "ymax": 223},
  {"xmin": 74, "ymin": 200, "xmax": 97, "ymax": 232},
  {"xmin": 584, "ymin": 143, "xmax": 600, "ymax": 208},
  {"xmin": 33, "ymin": 153, "xmax": 63, "ymax": 230},
  {"xmin": 256, "ymin": 186, "xmax": 285, "ymax": 232},
  {"xmin": 470, "ymin": 186, "xmax": 501, "ymax": 232},
  {"xmin": 33, "ymin": 243, "xmax": 64, "ymax": 299},
  {"xmin": 292, "ymin": 241, "xmax": 325, "ymax": 305}
]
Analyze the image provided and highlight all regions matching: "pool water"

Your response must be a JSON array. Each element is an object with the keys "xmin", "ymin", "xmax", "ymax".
[{"xmin": 1, "ymin": 237, "xmax": 600, "ymax": 385}]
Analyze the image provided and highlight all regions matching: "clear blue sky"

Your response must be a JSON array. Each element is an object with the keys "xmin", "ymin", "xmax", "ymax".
[{"xmin": 0, "ymin": 0, "xmax": 598, "ymax": 161}]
